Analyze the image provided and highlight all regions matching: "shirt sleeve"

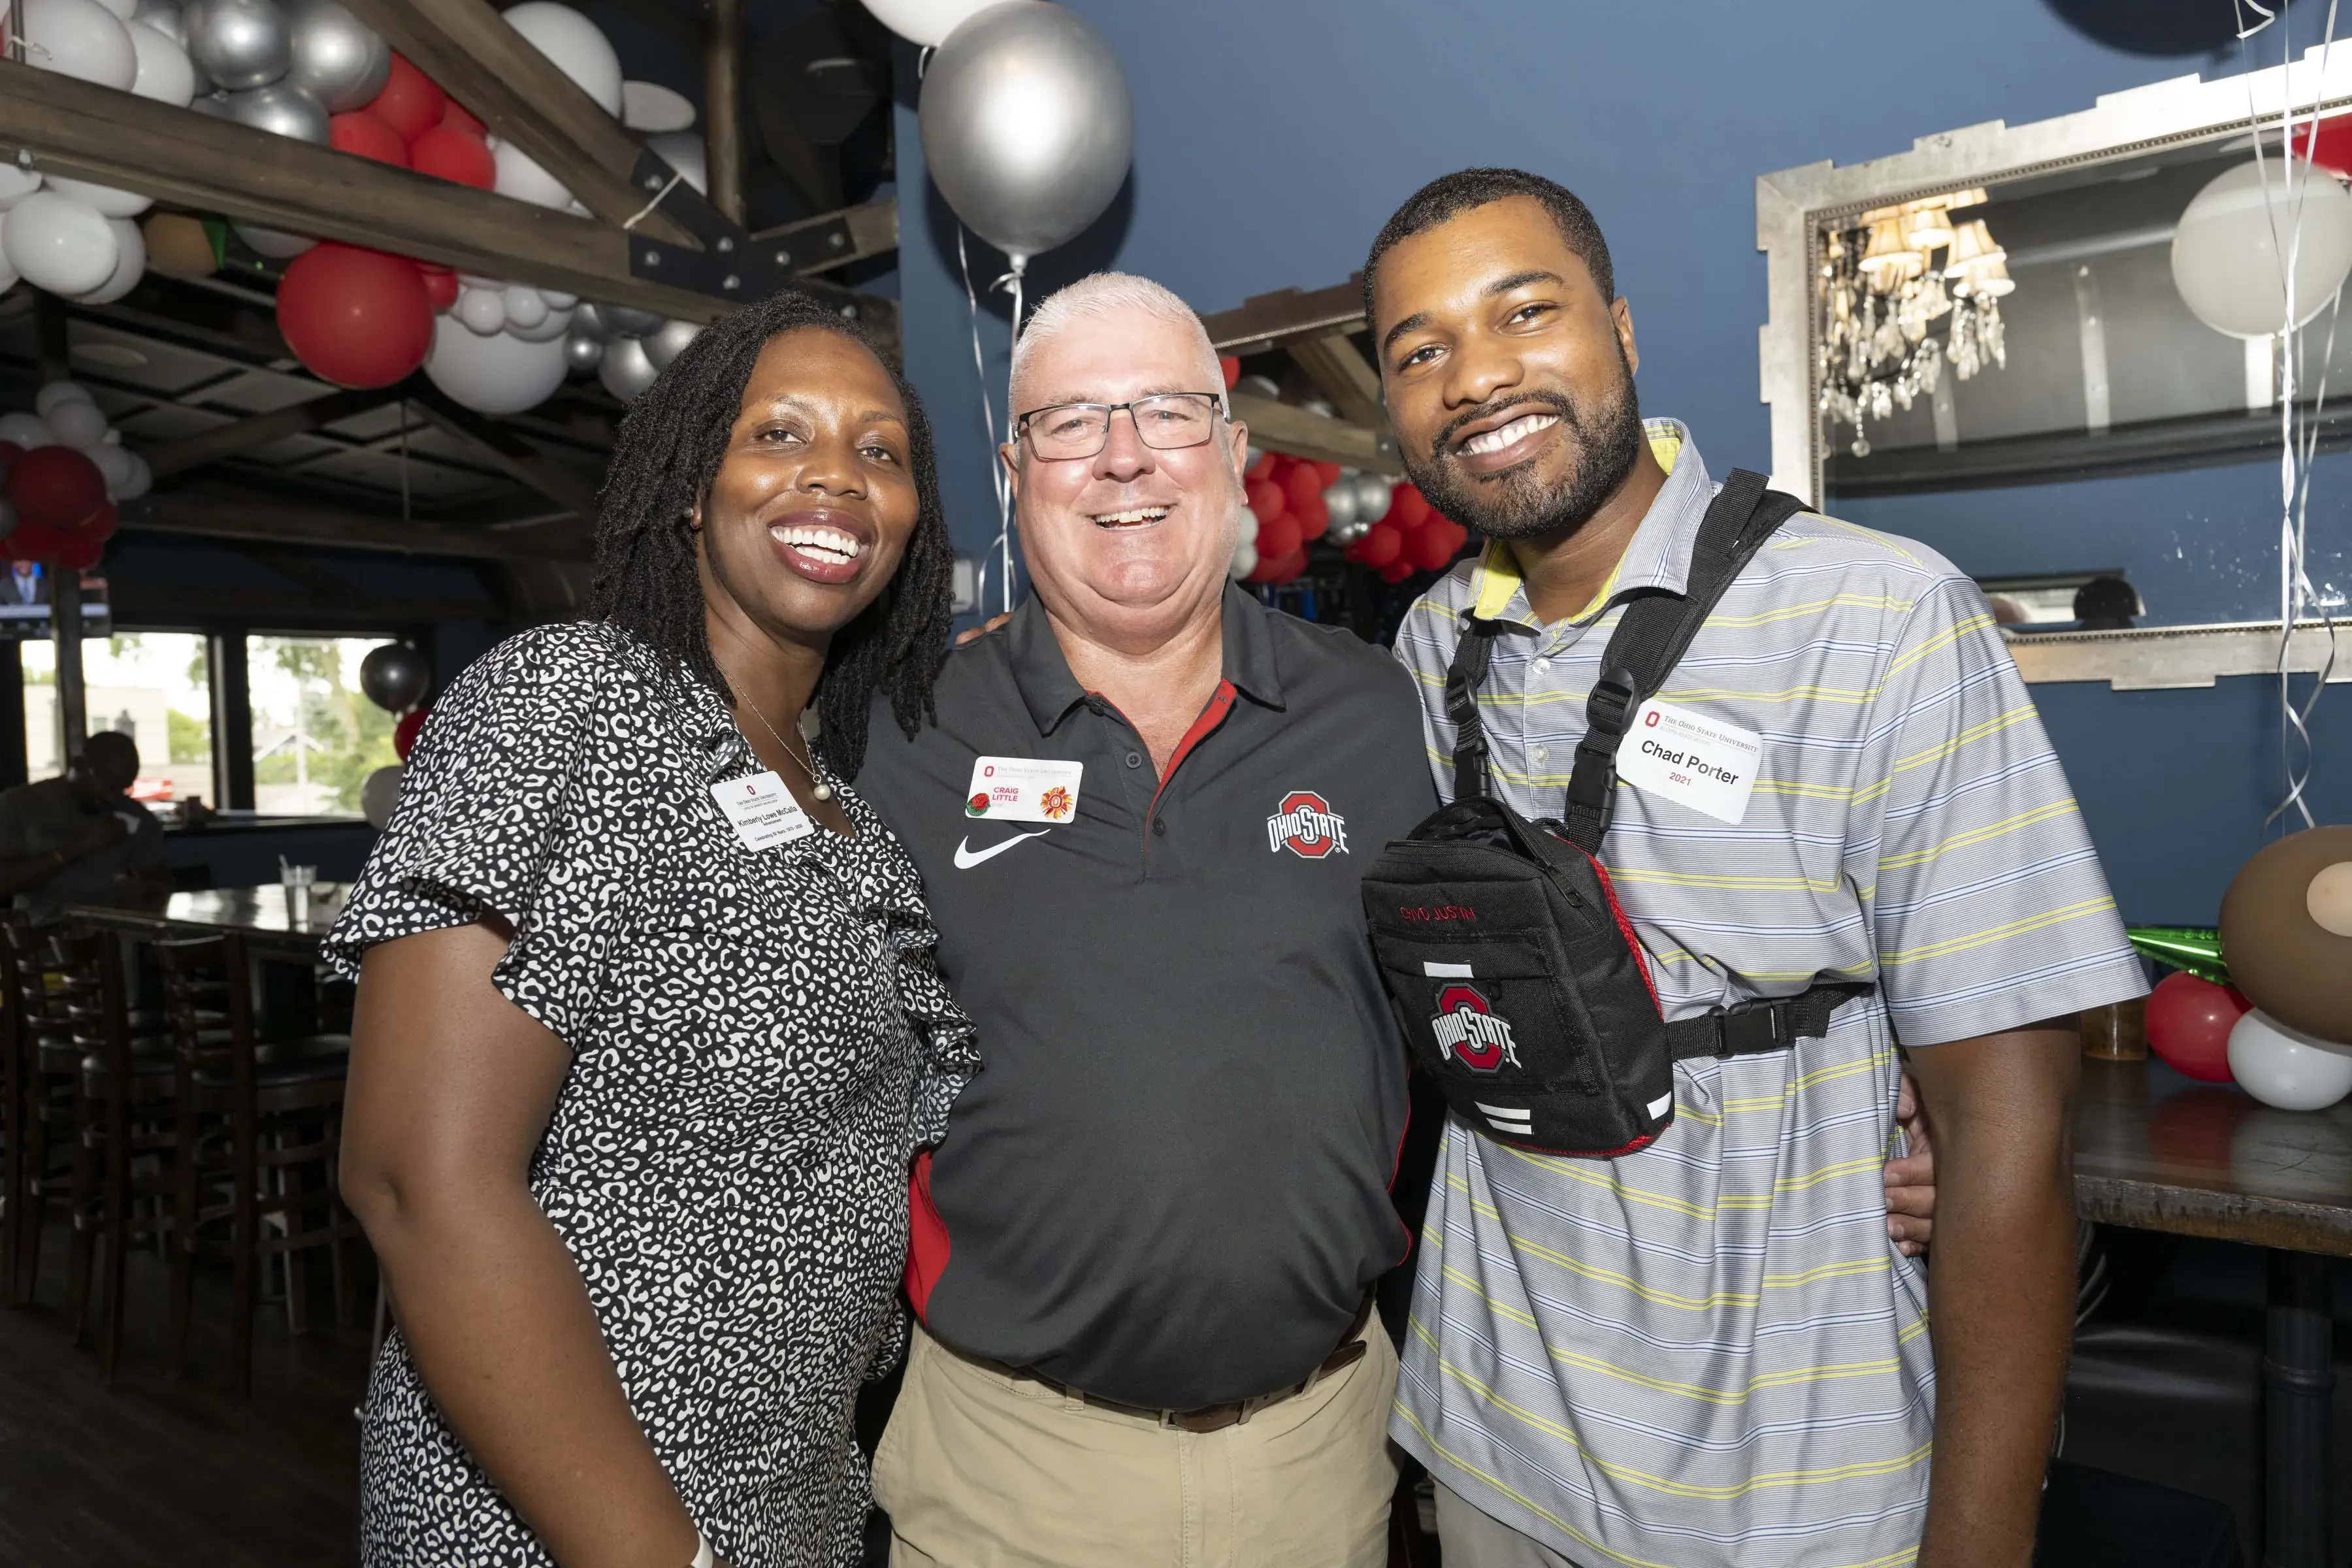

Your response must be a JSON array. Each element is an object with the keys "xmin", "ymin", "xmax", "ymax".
[
  {"xmin": 1846, "ymin": 575, "xmax": 2148, "ymax": 1046},
  {"xmin": 875, "ymin": 851, "xmax": 980, "ymax": 1151},
  {"xmin": 322, "ymin": 629, "xmax": 609, "ymax": 1045}
]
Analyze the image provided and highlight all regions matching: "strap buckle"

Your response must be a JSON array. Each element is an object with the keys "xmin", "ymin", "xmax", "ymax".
[
  {"xmin": 1711, "ymin": 998, "xmax": 1793, "ymax": 1056},
  {"xmin": 1586, "ymin": 668, "xmax": 1638, "ymax": 736}
]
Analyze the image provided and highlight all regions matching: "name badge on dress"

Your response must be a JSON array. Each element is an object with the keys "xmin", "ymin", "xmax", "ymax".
[
  {"xmin": 964, "ymin": 756, "xmax": 1082, "ymax": 823},
  {"xmin": 1616, "ymin": 698, "xmax": 1762, "ymax": 825},
  {"xmin": 710, "ymin": 770, "xmax": 817, "ymax": 850}
]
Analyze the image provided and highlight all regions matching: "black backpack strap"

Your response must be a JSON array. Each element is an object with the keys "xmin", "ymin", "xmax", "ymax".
[
  {"xmin": 1444, "ymin": 613, "xmax": 1498, "ymax": 802},
  {"xmin": 1558, "ymin": 471, "xmax": 1809, "ymax": 853},
  {"xmin": 1666, "ymin": 982, "xmax": 1869, "ymax": 1060}
]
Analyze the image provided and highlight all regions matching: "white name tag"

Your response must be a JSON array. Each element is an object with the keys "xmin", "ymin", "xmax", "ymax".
[
  {"xmin": 709, "ymin": 770, "xmax": 817, "ymax": 851},
  {"xmin": 966, "ymin": 755, "xmax": 1083, "ymax": 824},
  {"xmin": 1615, "ymin": 698, "xmax": 1761, "ymax": 825}
]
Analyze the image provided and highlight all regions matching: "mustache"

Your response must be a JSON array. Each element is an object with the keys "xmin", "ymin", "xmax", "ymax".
[{"xmin": 1429, "ymin": 389, "xmax": 1582, "ymax": 467}]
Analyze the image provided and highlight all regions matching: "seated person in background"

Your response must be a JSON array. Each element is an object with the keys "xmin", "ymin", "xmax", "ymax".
[{"xmin": 0, "ymin": 730, "xmax": 169, "ymax": 921}]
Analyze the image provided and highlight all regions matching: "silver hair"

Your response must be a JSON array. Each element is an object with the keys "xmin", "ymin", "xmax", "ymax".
[{"xmin": 1009, "ymin": 271, "xmax": 1227, "ymax": 415}]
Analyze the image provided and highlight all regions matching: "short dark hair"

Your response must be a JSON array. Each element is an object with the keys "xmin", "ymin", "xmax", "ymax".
[
  {"xmin": 585, "ymin": 289, "xmax": 955, "ymax": 781},
  {"xmin": 1363, "ymin": 168, "xmax": 1616, "ymax": 331}
]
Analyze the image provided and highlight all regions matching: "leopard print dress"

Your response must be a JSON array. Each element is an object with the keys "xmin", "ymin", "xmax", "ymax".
[{"xmin": 326, "ymin": 622, "xmax": 977, "ymax": 1568}]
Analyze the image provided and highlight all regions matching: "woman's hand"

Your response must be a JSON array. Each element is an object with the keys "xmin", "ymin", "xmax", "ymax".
[
  {"xmin": 1886, "ymin": 1069, "xmax": 1936, "ymax": 1256},
  {"xmin": 341, "ymin": 918, "xmax": 703, "ymax": 1568}
]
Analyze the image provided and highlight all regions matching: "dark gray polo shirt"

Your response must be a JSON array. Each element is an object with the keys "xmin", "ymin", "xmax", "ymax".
[{"xmin": 857, "ymin": 584, "xmax": 1437, "ymax": 1410}]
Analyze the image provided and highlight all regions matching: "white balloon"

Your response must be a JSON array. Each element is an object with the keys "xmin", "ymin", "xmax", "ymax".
[
  {"xmin": 596, "ymin": 333, "xmax": 657, "ymax": 402},
  {"xmin": 500, "ymin": 283, "xmax": 547, "ymax": 331},
  {"xmin": 2, "ymin": 191, "xmax": 120, "ymax": 296},
  {"xmin": 42, "ymin": 174, "xmax": 150, "ymax": 219},
  {"xmin": 644, "ymin": 130, "xmax": 706, "ymax": 195},
  {"xmin": 125, "ymin": 16, "xmax": 195, "ymax": 104},
  {"xmin": 21, "ymin": 0, "xmax": 139, "ymax": 90},
  {"xmin": 34, "ymin": 381, "xmax": 94, "ymax": 418},
  {"xmin": 453, "ymin": 285, "xmax": 506, "ymax": 336},
  {"xmin": 90, "ymin": 0, "xmax": 137, "ymax": 18},
  {"xmin": 858, "ymin": 0, "xmax": 997, "ymax": 46},
  {"xmin": 508, "ymin": 302, "xmax": 572, "ymax": 343},
  {"xmin": 0, "ymin": 165, "xmax": 41, "ymax": 212},
  {"xmin": 641, "ymin": 316, "xmax": 702, "ymax": 370},
  {"xmin": 114, "ymin": 449, "xmax": 151, "ymax": 499},
  {"xmin": 538, "ymin": 287, "xmax": 578, "ymax": 310},
  {"xmin": 499, "ymin": 3, "xmax": 621, "ymax": 117},
  {"xmin": 0, "ymin": 222, "xmax": 13, "ymax": 295},
  {"xmin": 1233, "ymin": 373, "xmax": 1281, "ymax": 400},
  {"xmin": 423, "ymin": 314, "xmax": 567, "ymax": 415},
  {"xmin": 0, "ymin": 414, "xmax": 53, "ymax": 449},
  {"xmin": 491, "ymin": 139, "xmax": 573, "ymax": 210},
  {"xmin": 620, "ymin": 78, "xmax": 694, "ymax": 133},
  {"xmin": 83, "ymin": 440, "xmax": 133, "ymax": 493},
  {"xmin": 46, "ymin": 397, "xmax": 108, "ymax": 448},
  {"xmin": 71, "ymin": 215, "xmax": 145, "ymax": 304},
  {"xmin": 2228, "ymin": 1008, "xmax": 2352, "ymax": 1110},
  {"xmin": 233, "ymin": 221, "xmax": 312, "ymax": 258},
  {"xmin": 2172, "ymin": 159, "xmax": 2352, "ymax": 338},
  {"xmin": 1228, "ymin": 532, "xmax": 1258, "ymax": 581},
  {"xmin": 359, "ymin": 763, "xmax": 401, "ymax": 829}
]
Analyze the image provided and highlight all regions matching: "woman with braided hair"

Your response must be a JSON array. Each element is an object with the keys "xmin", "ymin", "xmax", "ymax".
[{"xmin": 327, "ymin": 291, "xmax": 978, "ymax": 1568}]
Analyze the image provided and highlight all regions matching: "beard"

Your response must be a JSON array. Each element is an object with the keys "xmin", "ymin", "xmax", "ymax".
[{"xmin": 1403, "ymin": 348, "xmax": 1646, "ymax": 544}]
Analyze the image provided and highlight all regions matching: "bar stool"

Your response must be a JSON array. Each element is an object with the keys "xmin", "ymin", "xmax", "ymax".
[
  {"xmin": 2, "ymin": 921, "xmax": 78, "ymax": 1309},
  {"xmin": 159, "ymin": 933, "xmax": 358, "ymax": 1398}
]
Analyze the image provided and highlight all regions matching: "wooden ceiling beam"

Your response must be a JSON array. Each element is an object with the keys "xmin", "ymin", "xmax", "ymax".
[
  {"xmin": 144, "ymin": 387, "xmax": 406, "ymax": 480},
  {"xmin": 1285, "ymin": 333, "xmax": 1387, "ymax": 433},
  {"xmin": 1202, "ymin": 279, "xmax": 1367, "ymax": 355},
  {"xmin": 0, "ymin": 60, "xmax": 894, "ymax": 341},
  {"xmin": 125, "ymin": 485, "xmax": 589, "ymax": 561},
  {"xmin": 407, "ymin": 387, "xmax": 604, "ymax": 522},
  {"xmin": 750, "ymin": 200, "xmax": 900, "ymax": 276},
  {"xmin": 336, "ymin": 0, "xmax": 695, "ymax": 248},
  {"xmin": 1230, "ymin": 393, "xmax": 1400, "ymax": 476}
]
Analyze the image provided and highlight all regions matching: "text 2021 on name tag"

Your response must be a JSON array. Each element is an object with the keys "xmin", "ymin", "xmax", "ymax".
[
  {"xmin": 710, "ymin": 771, "xmax": 817, "ymax": 850},
  {"xmin": 1615, "ymin": 698, "xmax": 1761, "ymax": 825},
  {"xmin": 966, "ymin": 757, "xmax": 1082, "ymax": 824}
]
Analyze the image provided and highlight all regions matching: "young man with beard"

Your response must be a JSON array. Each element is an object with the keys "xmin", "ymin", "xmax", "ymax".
[{"xmin": 1368, "ymin": 169, "xmax": 2144, "ymax": 1568}]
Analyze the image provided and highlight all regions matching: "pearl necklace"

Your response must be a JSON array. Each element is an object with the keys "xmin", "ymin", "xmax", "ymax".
[{"xmin": 735, "ymin": 689, "xmax": 832, "ymax": 802}]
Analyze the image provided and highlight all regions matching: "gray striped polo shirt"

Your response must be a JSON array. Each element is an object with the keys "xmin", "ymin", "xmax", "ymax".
[{"xmin": 1388, "ymin": 419, "xmax": 2144, "ymax": 1568}]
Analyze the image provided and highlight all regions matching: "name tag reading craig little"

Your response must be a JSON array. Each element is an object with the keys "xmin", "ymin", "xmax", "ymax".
[
  {"xmin": 966, "ymin": 757, "xmax": 1083, "ymax": 824},
  {"xmin": 710, "ymin": 771, "xmax": 817, "ymax": 851},
  {"xmin": 1615, "ymin": 698, "xmax": 1761, "ymax": 825}
]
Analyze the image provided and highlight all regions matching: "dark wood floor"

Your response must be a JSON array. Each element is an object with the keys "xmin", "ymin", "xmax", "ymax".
[{"xmin": 0, "ymin": 1222, "xmax": 369, "ymax": 1565}]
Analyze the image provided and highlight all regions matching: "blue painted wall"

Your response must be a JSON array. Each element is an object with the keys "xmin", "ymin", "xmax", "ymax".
[{"xmin": 889, "ymin": 0, "xmax": 2352, "ymax": 923}]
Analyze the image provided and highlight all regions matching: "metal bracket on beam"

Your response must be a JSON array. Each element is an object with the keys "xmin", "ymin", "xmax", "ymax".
[{"xmin": 624, "ymin": 148, "xmax": 872, "ymax": 321}]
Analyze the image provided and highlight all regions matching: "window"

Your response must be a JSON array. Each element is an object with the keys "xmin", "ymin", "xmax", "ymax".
[
  {"xmin": 22, "ymin": 632, "xmax": 214, "ymax": 807},
  {"xmin": 247, "ymin": 634, "xmax": 399, "ymax": 817}
]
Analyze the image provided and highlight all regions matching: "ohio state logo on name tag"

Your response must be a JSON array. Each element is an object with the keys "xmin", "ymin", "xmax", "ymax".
[
  {"xmin": 1266, "ymin": 790, "xmax": 1348, "ymax": 858},
  {"xmin": 1615, "ymin": 698, "xmax": 1762, "ymax": 825},
  {"xmin": 966, "ymin": 756, "xmax": 1082, "ymax": 824},
  {"xmin": 709, "ymin": 771, "xmax": 816, "ymax": 851}
]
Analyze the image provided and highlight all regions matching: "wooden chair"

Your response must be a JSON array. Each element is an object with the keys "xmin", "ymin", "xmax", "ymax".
[
  {"xmin": 2, "ymin": 921, "xmax": 78, "ymax": 1309},
  {"xmin": 159, "ymin": 933, "xmax": 359, "ymax": 1398}
]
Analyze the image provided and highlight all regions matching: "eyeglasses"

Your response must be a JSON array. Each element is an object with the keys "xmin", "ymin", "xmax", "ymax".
[{"xmin": 1013, "ymin": 393, "xmax": 1227, "ymax": 461}]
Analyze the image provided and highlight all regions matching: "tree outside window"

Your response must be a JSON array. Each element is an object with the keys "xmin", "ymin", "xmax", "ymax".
[{"xmin": 249, "ymin": 636, "xmax": 399, "ymax": 816}]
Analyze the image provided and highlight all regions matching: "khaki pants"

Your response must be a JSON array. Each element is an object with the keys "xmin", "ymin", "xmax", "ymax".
[
  {"xmin": 872, "ymin": 1320, "xmax": 1399, "ymax": 1568},
  {"xmin": 1435, "ymin": 1482, "xmax": 1585, "ymax": 1568}
]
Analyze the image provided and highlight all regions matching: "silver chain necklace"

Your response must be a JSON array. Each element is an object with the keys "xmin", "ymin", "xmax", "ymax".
[{"xmin": 734, "ymin": 687, "xmax": 832, "ymax": 802}]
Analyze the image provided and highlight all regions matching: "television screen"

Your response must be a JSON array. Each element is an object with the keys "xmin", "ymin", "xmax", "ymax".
[{"xmin": 0, "ymin": 567, "xmax": 112, "ymax": 640}]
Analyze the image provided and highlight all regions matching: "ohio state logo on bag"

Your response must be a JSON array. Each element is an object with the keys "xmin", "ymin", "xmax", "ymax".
[
  {"xmin": 1431, "ymin": 984, "xmax": 1522, "ymax": 1072},
  {"xmin": 1266, "ymin": 791, "xmax": 1348, "ymax": 858}
]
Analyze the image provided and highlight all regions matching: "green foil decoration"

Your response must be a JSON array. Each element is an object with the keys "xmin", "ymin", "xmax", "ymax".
[{"xmin": 2126, "ymin": 926, "xmax": 2230, "ymax": 987}]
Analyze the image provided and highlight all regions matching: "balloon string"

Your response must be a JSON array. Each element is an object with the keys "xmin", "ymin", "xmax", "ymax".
[
  {"xmin": 623, "ymin": 171, "xmax": 687, "ymax": 233},
  {"xmin": 996, "ymin": 263, "xmax": 1024, "ymax": 615},
  {"xmin": 958, "ymin": 224, "xmax": 1017, "ymax": 617}
]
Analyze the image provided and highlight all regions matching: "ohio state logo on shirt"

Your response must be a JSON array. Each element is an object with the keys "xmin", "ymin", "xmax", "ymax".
[
  {"xmin": 1430, "ymin": 983, "xmax": 1522, "ymax": 1072},
  {"xmin": 1266, "ymin": 790, "xmax": 1348, "ymax": 858}
]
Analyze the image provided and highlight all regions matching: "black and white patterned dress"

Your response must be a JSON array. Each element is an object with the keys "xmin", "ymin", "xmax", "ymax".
[{"xmin": 325, "ymin": 621, "xmax": 978, "ymax": 1568}]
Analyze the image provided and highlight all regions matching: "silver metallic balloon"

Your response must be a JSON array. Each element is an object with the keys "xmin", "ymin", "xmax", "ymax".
[
  {"xmin": 1233, "ymin": 373, "xmax": 1280, "ymax": 401},
  {"xmin": 1354, "ymin": 472, "xmax": 1394, "ymax": 522},
  {"xmin": 641, "ymin": 318, "xmax": 704, "ymax": 371},
  {"xmin": 1322, "ymin": 479, "xmax": 1360, "ymax": 532},
  {"xmin": 283, "ymin": 0, "xmax": 387, "ymax": 113},
  {"xmin": 1330, "ymin": 514, "xmax": 1371, "ymax": 547},
  {"xmin": 598, "ymin": 335, "xmax": 659, "ymax": 404},
  {"xmin": 597, "ymin": 301, "xmax": 664, "ymax": 338},
  {"xmin": 358, "ymin": 642, "xmax": 431, "ymax": 714},
  {"xmin": 917, "ymin": 1, "xmax": 1133, "ymax": 265},
  {"xmin": 570, "ymin": 301, "xmax": 615, "ymax": 344},
  {"xmin": 563, "ymin": 331, "xmax": 606, "ymax": 376},
  {"xmin": 185, "ymin": 0, "xmax": 291, "ymax": 91},
  {"xmin": 189, "ymin": 91, "xmax": 231, "ymax": 118},
  {"xmin": 225, "ymin": 82, "xmax": 329, "ymax": 143}
]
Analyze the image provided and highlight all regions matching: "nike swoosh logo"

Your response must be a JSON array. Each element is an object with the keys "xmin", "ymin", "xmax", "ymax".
[{"xmin": 954, "ymin": 830, "xmax": 1051, "ymax": 870}]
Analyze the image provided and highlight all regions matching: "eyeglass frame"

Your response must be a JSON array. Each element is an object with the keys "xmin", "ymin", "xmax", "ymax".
[{"xmin": 1010, "ymin": 392, "xmax": 1232, "ymax": 461}]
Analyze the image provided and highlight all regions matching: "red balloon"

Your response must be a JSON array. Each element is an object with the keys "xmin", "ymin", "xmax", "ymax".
[
  {"xmin": 1267, "ymin": 547, "xmax": 1309, "ymax": 584},
  {"xmin": 1256, "ymin": 514, "xmax": 1301, "ymax": 560},
  {"xmin": 1219, "ymin": 355, "xmax": 1240, "ymax": 390},
  {"xmin": 1244, "ymin": 449, "xmax": 1279, "ymax": 482},
  {"xmin": 276, "ymin": 244, "xmax": 434, "ymax": 389},
  {"xmin": 7, "ymin": 523, "xmax": 61, "ymax": 562},
  {"xmin": 1390, "ymin": 483, "xmax": 1431, "ymax": 531},
  {"xmin": 417, "ymin": 263, "xmax": 460, "ymax": 310},
  {"xmin": 1379, "ymin": 557, "xmax": 1416, "ymax": 584},
  {"xmin": 1411, "ymin": 521, "xmax": 1462, "ymax": 572},
  {"xmin": 367, "ymin": 52, "xmax": 446, "ymax": 144},
  {"xmin": 78, "ymin": 500, "xmax": 117, "ymax": 542},
  {"xmin": 7, "ymin": 445, "xmax": 106, "ymax": 531},
  {"xmin": 1312, "ymin": 459, "xmax": 1342, "ymax": 487},
  {"xmin": 2293, "ymin": 116, "xmax": 2352, "ymax": 178},
  {"xmin": 329, "ymin": 111, "xmax": 408, "ymax": 167},
  {"xmin": 1293, "ymin": 492, "xmax": 1329, "ymax": 539},
  {"xmin": 439, "ymin": 99, "xmax": 486, "ymax": 140},
  {"xmin": 393, "ymin": 706, "xmax": 431, "ymax": 760},
  {"xmin": 1245, "ymin": 479, "xmax": 1286, "ymax": 527},
  {"xmin": 49, "ymin": 531, "xmax": 103, "ymax": 572},
  {"xmin": 408, "ymin": 125, "xmax": 494, "ymax": 189},
  {"xmin": 1282, "ymin": 461, "xmax": 1324, "ymax": 514},
  {"xmin": 1355, "ymin": 522, "xmax": 1403, "ymax": 567},
  {"xmin": 2146, "ymin": 971, "xmax": 2250, "ymax": 1083}
]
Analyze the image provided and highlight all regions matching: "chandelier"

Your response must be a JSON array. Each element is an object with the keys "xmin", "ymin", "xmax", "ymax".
[{"xmin": 1819, "ymin": 190, "xmax": 2015, "ymax": 457}]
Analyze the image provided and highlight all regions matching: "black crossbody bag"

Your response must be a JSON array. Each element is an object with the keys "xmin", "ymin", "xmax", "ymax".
[{"xmin": 1362, "ymin": 470, "xmax": 1869, "ymax": 1156}]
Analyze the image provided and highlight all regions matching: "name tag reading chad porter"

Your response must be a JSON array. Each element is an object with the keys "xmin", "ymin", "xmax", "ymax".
[
  {"xmin": 710, "ymin": 770, "xmax": 817, "ymax": 851},
  {"xmin": 1615, "ymin": 698, "xmax": 1761, "ymax": 825}
]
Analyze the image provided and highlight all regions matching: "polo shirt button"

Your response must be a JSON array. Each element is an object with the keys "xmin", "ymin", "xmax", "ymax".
[
  {"xmin": 1152, "ymin": 818, "xmax": 1168, "ymax": 837},
  {"xmin": 1125, "ymin": 751, "xmax": 1143, "ymax": 769},
  {"xmin": 1535, "ymin": 745, "xmax": 1550, "ymax": 763},
  {"xmin": 1535, "ymin": 657, "xmax": 1552, "ymax": 674}
]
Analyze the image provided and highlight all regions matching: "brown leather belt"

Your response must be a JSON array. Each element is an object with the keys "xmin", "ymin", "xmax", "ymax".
[{"xmin": 970, "ymin": 1294, "xmax": 1376, "ymax": 1435}]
